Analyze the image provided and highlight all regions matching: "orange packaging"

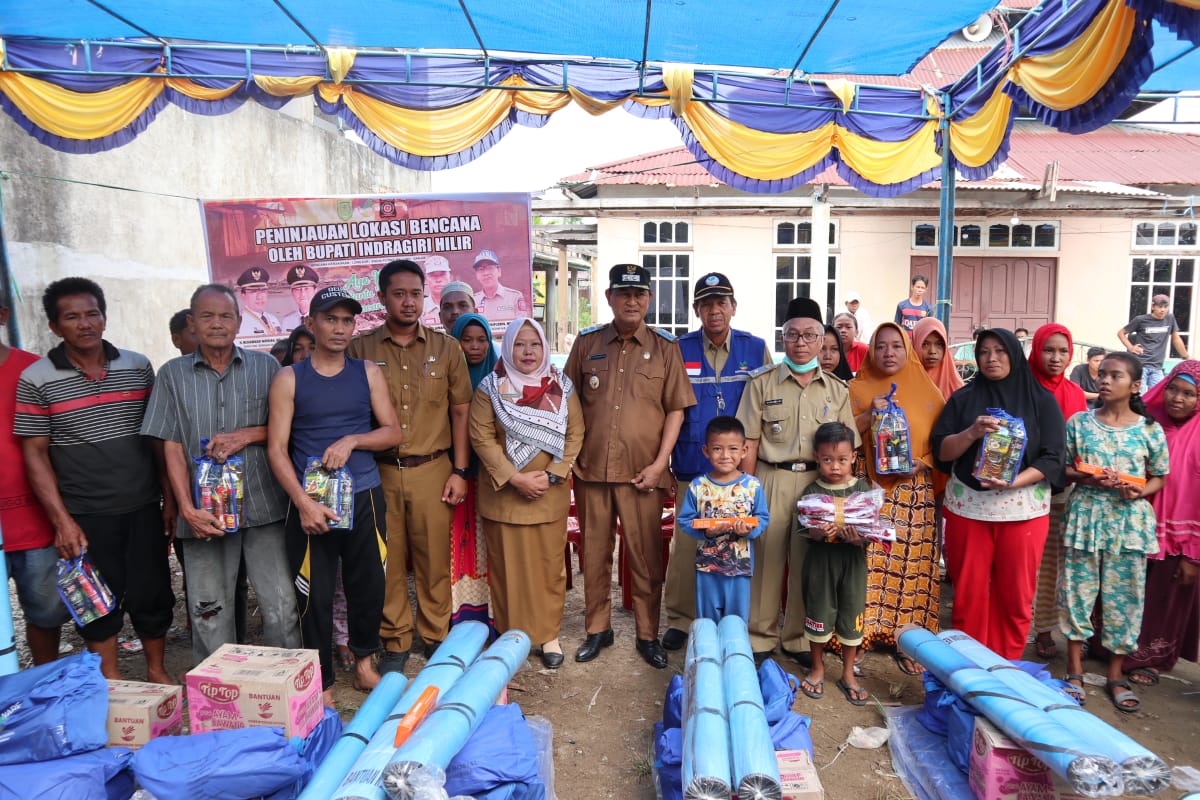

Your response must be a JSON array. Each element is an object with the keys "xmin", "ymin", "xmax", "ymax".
[
  {"xmin": 1075, "ymin": 461, "xmax": 1146, "ymax": 487},
  {"xmin": 691, "ymin": 516, "xmax": 759, "ymax": 529},
  {"xmin": 394, "ymin": 685, "xmax": 439, "ymax": 747}
]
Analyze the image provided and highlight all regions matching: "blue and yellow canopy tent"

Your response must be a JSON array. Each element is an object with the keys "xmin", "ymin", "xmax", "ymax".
[{"xmin": 0, "ymin": 0, "xmax": 1198, "ymax": 320}]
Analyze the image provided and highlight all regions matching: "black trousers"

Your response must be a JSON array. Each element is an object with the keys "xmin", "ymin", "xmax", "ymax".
[
  {"xmin": 76, "ymin": 503, "xmax": 174, "ymax": 642},
  {"xmin": 285, "ymin": 486, "xmax": 386, "ymax": 690}
]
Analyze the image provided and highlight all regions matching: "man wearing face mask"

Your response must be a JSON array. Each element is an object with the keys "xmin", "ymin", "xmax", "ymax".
[
  {"xmin": 736, "ymin": 297, "xmax": 858, "ymax": 663},
  {"xmin": 661, "ymin": 272, "xmax": 772, "ymax": 652}
]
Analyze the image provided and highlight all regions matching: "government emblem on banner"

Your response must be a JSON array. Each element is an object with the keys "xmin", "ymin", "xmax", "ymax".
[{"xmin": 337, "ymin": 200, "xmax": 353, "ymax": 221}]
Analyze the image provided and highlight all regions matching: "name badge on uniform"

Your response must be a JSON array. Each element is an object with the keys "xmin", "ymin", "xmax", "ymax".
[
  {"xmin": 588, "ymin": 353, "xmax": 607, "ymax": 361},
  {"xmin": 589, "ymin": 375, "xmax": 600, "ymax": 390},
  {"xmin": 765, "ymin": 398, "xmax": 784, "ymax": 406}
]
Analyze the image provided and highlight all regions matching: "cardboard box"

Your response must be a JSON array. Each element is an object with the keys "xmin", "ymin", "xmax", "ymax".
[
  {"xmin": 777, "ymin": 749, "xmax": 824, "ymax": 800},
  {"xmin": 106, "ymin": 680, "xmax": 183, "ymax": 749},
  {"xmin": 969, "ymin": 717, "xmax": 1089, "ymax": 800},
  {"xmin": 186, "ymin": 644, "xmax": 322, "ymax": 738}
]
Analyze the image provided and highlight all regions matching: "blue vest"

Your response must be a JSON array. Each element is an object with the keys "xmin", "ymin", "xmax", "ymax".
[{"xmin": 672, "ymin": 329, "xmax": 771, "ymax": 482}]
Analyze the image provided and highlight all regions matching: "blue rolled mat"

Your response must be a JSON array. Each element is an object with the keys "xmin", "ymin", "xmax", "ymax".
[
  {"xmin": 0, "ymin": 524, "xmax": 18, "ymax": 677},
  {"xmin": 717, "ymin": 616, "xmax": 780, "ymax": 800},
  {"xmin": 682, "ymin": 618, "xmax": 731, "ymax": 800},
  {"xmin": 382, "ymin": 629, "xmax": 531, "ymax": 800},
  {"xmin": 897, "ymin": 627, "xmax": 1123, "ymax": 797},
  {"xmin": 297, "ymin": 671, "xmax": 408, "ymax": 799},
  {"xmin": 938, "ymin": 630, "xmax": 1171, "ymax": 796},
  {"xmin": 332, "ymin": 620, "xmax": 490, "ymax": 800}
]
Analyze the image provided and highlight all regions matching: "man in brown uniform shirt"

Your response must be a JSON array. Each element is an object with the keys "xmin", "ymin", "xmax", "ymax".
[
  {"xmin": 348, "ymin": 259, "xmax": 473, "ymax": 674},
  {"xmin": 735, "ymin": 297, "xmax": 858, "ymax": 660},
  {"xmin": 565, "ymin": 264, "xmax": 696, "ymax": 669}
]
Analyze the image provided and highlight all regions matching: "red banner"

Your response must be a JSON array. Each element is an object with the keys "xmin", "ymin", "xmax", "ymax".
[{"xmin": 200, "ymin": 193, "xmax": 533, "ymax": 349}]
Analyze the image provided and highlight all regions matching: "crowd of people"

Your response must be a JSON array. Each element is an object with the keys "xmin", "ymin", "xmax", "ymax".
[{"xmin": 1, "ymin": 264, "xmax": 1197, "ymax": 716}]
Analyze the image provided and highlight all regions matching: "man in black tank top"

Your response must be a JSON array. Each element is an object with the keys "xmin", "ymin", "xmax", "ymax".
[{"xmin": 267, "ymin": 286, "xmax": 403, "ymax": 703}]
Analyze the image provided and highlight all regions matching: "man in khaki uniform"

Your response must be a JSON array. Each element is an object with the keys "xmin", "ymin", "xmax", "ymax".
[
  {"xmin": 565, "ymin": 264, "xmax": 696, "ymax": 669},
  {"xmin": 348, "ymin": 259, "xmax": 473, "ymax": 674},
  {"xmin": 736, "ymin": 297, "xmax": 858, "ymax": 660}
]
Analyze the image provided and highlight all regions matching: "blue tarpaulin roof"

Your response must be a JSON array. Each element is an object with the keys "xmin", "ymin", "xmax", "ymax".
[{"xmin": 0, "ymin": 0, "xmax": 997, "ymax": 75}]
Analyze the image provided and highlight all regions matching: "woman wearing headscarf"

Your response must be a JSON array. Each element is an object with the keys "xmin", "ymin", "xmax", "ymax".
[
  {"xmin": 1097, "ymin": 360, "xmax": 1200, "ymax": 684},
  {"xmin": 932, "ymin": 328, "xmax": 1066, "ymax": 659},
  {"xmin": 912, "ymin": 317, "xmax": 963, "ymax": 401},
  {"xmin": 448, "ymin": 313, "xmax": 499, "ymax": 628},
  {"xmin": 470, "ymin": 317, "xmax": 583, "ymax": 669},
  {"xmin": 850, "ymin": 322, "xmax": 946, "ymax": 673},
  {"xmin": 819, "ymin": 324, "xmax": 853, "ymax": 381},
  {"xmin": 1028, "ymin": 323, "xmax": 1088, "ymax": 659}
]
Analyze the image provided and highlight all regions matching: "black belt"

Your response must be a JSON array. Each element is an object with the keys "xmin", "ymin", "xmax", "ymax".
[
  {"xmin": 766, "ymin": 460, "xmax": 818, "ymax": 473},
  {"xmin": 375, "ymin": 449, "xmax": 448, "ymax": 469}
]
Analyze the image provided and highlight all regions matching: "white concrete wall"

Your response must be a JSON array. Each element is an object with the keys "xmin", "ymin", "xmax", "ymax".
[
  {"xmin": 1, "ymin": 99, "xmax": 429, "ymax": 367},
  {"xmin": 1055, "ymin": 217, "xmax": 1138, "ymax": 350}
]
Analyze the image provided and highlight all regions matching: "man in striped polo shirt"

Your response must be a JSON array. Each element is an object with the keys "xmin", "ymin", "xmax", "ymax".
[
  {"xmin": 141, "ymin": 284, "xmax": 300, "ymax": 664},
  {"xmin": 16, "ymin": 277, "xmax": 174, "ymax": 682}
]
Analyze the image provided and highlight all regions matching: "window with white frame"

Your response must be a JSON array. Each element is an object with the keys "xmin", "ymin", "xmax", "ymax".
[
  {"xmin": 639, "ymin": 220, "xmax": 692, "ymax": 337},
  {"xmin": 912, "ymin": 221, "xmax": 1059, "ymax": 250},
  {"xmin": 774, "ymin": 220, "xmax": 839, "ymax": 351},
  {"xmin": 1130, "ymin": 219, "xmax": 1197, "ymax": 349}
]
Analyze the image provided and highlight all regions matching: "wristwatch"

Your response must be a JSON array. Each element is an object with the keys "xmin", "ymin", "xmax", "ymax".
[
  {"xmin": 452, "ymin": 467, "xmax": 470, "ymax": 479},
  {"xmin": 545, "ymin": 472, "xmax": 563, "ymax": 486}
]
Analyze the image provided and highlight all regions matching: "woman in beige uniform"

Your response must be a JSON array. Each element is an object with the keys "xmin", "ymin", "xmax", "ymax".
[{"xmin": 470, "ymin": 317, "xmax": 584, "ymax": 669}]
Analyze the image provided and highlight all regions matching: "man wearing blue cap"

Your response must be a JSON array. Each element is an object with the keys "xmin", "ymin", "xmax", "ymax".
[
  {"xmin": 661, "ymin": 272, "xmax": 772, "ymax": 652},
  {"xmin": 471, "ymin": 249, "xmax": 528, "ymax": 325}
]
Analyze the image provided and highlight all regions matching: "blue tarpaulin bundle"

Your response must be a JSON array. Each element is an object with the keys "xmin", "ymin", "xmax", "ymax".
[
  {"xmin": 0, "ymin": 651, "xmax": 108, "ymax": 765},
  {"xmin": 132, "ymin": 727, "xmax": 308, "ymax": 800},
  {"xmin": 0, "ymin": 746, "xmax": 134, "ymax": 800},
  {"xmin": 444, "ymin": 704, "xmax": 544, "ymax": 799}
]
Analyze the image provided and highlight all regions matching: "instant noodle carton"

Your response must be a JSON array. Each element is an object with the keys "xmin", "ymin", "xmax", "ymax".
[
  {"xmin": 777, "ymin": 749, "xmax": 824, "ymax": 800},
  {"xmin": 186, "ymin": 644, "xmax": 322, "ymax": 738},
  {"xmin": 969, "ymin": 717, "xmax": 1088, "ymax": 800},
  {"xmin": 106, "ymin": 680, "xmax": 183, "ymax": 749}
]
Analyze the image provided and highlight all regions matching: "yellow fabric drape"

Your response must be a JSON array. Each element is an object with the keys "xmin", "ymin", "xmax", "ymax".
[
  {"xmin": 253, "ymin": 75, "xmax": 323, "ymax": 97},
  {"xmin": 662, "ymin": 65, "xmax": 695, "ymax": 116},
  {"xmin": 164, "ymin": 77, "xmax": 243, "ymax": 101},
  {"xmin": 949, "ymin": 80, "xmax": 1015, "ymax": 168},
  {"xmin": 1167, "ymin": 0, "xmax": 1200, "ymax": 9},
  {"xmin": 0, "ymin": 71, "xmax": 163, "ymax": 139},
  {"xmin": 825, "ymin": 79, "xmax": 856, "ymax": 114},
  {"xmin": 567, "ymin": 87, "xmax": 629, "ymax": 116},
  {"xmin": 1009, "ymin": 0, "xmax": 1136, "ymax": 111},
  {"xmin": 681, "ymin": 100, "xmax": 938, "ymax": 186},
  {"xmin": 326, "ymin": 48, "xmax": 356, "ymax": 84}
]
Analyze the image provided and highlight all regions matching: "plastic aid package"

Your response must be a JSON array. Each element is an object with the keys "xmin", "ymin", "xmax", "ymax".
[
  {"xmin": 194, "ymin": 439, "xmax": 246, "ymax": 532},
  {"xmin": 871, "ymin": 383, "xmax": 913, "ymax": 474},
  {"xmin": 795, "ymin": 487, "xmax": 897, "ymax": 543},
  {"xmin": 55, "ymin": 552, "xmax": 116, "ymax": 627},
  {"xmin": 972, "ymin": 408, "xmax": 1027, "ymax": 486},
  {"xmin": 304, "ymin": 457, "xmax": 354, "ymax": 529}
]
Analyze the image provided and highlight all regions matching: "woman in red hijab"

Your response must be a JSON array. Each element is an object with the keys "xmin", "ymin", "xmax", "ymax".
[{"xmin": 1029, "ymin": 323, "xmax": 1088, "ymax": 659}]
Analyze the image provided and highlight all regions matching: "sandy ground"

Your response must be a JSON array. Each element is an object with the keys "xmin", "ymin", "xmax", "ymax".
[{"xmin": 8, "ymin": 554, "xmax": 1200, "ymax": 799}]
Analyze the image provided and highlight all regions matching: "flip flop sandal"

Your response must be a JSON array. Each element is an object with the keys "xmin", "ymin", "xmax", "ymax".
[
  {"xmin": 800, "ymin": 677, "xmax": 824, "ymax": 700},
  {"xmin": 1126, "ymin": 667, "xmax": 1159, "ymax": 686},
  {"xmin": 1105, "ymin": 679, "xmax": 1140, "ymax": 714},
  {"xmin": 1063, "ymin": 674, "xmax": 1087, "ymax": 706},
  {"xmin": 894, "ymin": 653, "xmax": 922, "ymax": 676},
  {"xmin": 1035, "ymin": 636, "xmax": 1058, "ymax": 660},
  {"xmin": 836, "ymin": 679, "xmax": 869, "ymax": 706}
]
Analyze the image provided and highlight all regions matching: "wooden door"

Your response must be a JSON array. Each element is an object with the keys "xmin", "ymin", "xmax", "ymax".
[{"xmin": 909, "ymin": 255, "xmax": 1056, "ymax": 342}]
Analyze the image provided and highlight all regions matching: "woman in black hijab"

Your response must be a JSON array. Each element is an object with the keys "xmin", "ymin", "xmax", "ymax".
[
  {"xmin": 819, "ymin": 324, "xmax": 854, "ymax": 380},
  {"xmin": 931, "ymin": 328, "xmax": 1066, "ymax": 659}
]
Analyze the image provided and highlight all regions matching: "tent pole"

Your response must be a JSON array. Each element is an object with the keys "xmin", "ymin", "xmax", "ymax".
[{"xmin": 936, "ymin": 92, "xmax": 955, "ymax": 328}]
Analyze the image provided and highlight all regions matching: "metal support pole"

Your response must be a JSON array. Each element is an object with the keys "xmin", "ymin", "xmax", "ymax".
[{"xmin": 936, "ymin": 92, "xmax": 955, "ymax": 328}]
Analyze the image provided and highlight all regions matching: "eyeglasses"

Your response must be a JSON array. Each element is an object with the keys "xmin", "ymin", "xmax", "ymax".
[{"xmin": 782, "ymin": 331, "xmax": 821, "ymax": 344}]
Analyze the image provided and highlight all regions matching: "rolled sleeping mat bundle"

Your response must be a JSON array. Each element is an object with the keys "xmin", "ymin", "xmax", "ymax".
[
  {"xmin": 682, "ymin": 618, "xmax": 731, "ymax": 800},
  {"xmin": 381, "ymin": 629, "xmax": 531, "ymax": 800},
  {"xmin": 898, "ymin": 627, "xmax": 1123, "ymax": 798},
  {"xmin": 717, "ymin": 615, "xmax": 781, "ymax": 800},
  {"xmin": 332, "ymin": 620, "xmax": 491, "ymax": 800},
  {"xmin": 298, "ymin": 671, "xmax": 408, "ymax": 800},
  {"xmin": 0, "ymin": 525, "xmax": 19, "ymax": 676},
  {"xmin": 937, "ymin": 630, "xmax": 1171, "ymax": 796}
]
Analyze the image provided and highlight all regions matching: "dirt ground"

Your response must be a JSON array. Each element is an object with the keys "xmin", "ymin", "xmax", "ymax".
[{"xmin": 10, "ymin": 555, "xmax": 1200, "ymax": 799}]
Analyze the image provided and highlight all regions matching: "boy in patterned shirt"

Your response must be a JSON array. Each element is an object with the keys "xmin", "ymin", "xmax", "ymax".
[{"xmin": 676, "ymin": 416, "xmax": 768, "ymax": 623}]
